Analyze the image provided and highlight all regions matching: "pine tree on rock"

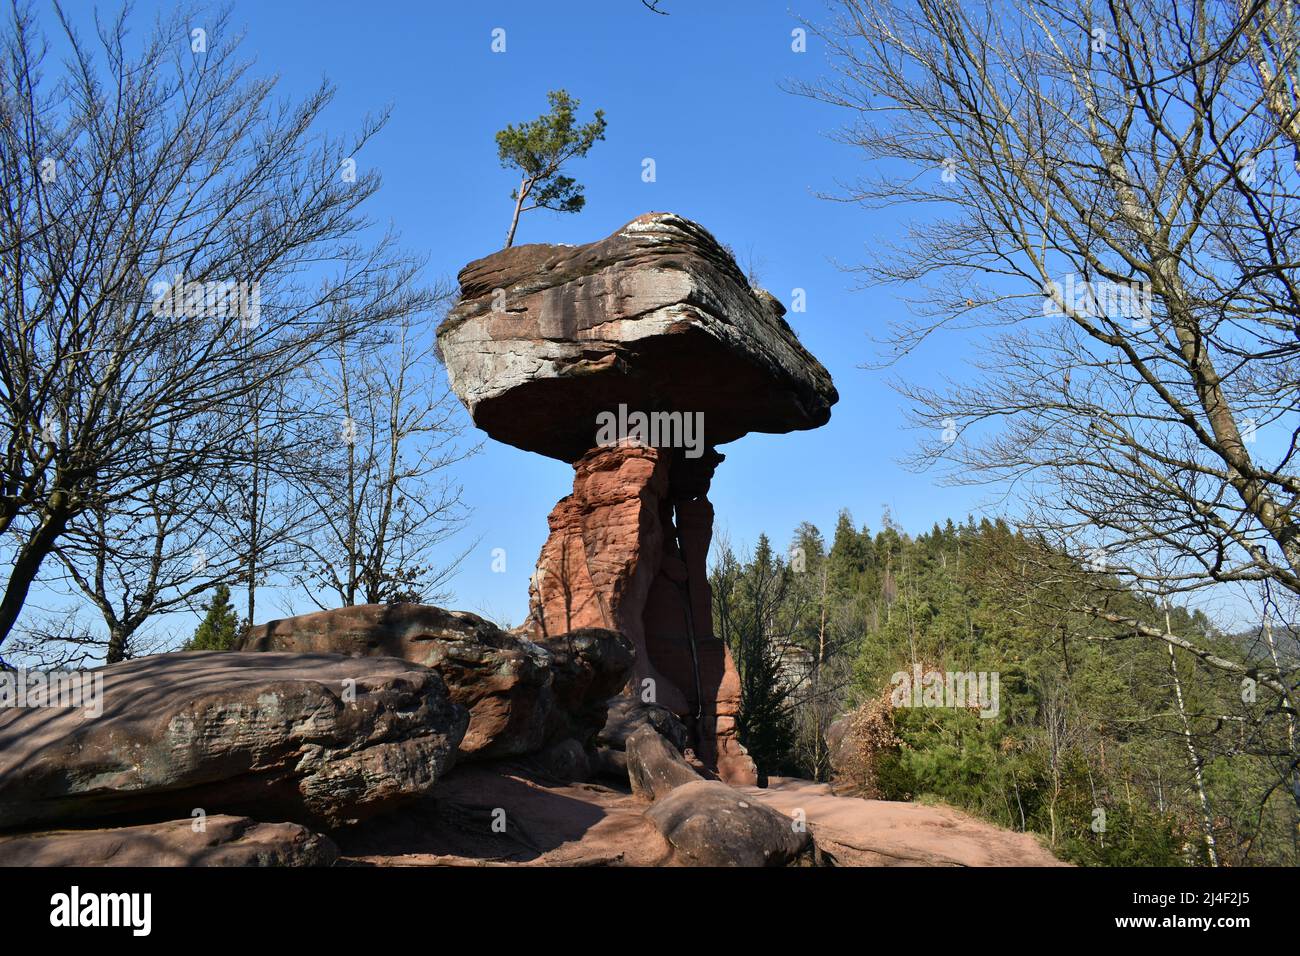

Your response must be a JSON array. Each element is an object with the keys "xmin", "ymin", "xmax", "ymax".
[{"xmin": 496, "ymin": 89, "xmax": 607, "ymax": 248}]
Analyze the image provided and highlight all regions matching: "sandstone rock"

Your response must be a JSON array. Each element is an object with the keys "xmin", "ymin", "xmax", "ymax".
[
  {"xmin": 644, "ymin": 779, "xmax": 812, "ymax": 867},
  {"xmin": 740, "ymin": 778, "xmax": 1068, "ymax": 867},
  {"xmin": 0, "ymin": 652, "xmax": 467, "ymax": 830},
  {"xmin": 335, "ymin": 762, "xmax": 674, "ymax": 866},
  {"xmin": 437, "ymin": 212, "xmax": 837, "ymax": 463},
  {"xmin": 0, "ymin": 816, "xmax": 338, "ymax": 867},
  {"xmin": 241, "ymin": 603, "xmax": 630, "ymax": 760},
  {"xmin": 527, "ymin": 443, "xmax": 757, "ymax": 784},
  {"xmin": 625, "ymin": 728, "xmax": 702, "ymax": 800},
  {"xmin": 543, "ymin": 627, "xmax": 637, "ymax": 748},
  {"xmin": 597, "ymin": 694, "xmax": 688, "ymax": 753},
  {"xmin": 527, "ymin": 444, "xmax": 677, "ymax": 702},
  {"xmin": 438, "ymin": 213, "xmax": 836, "ymax": 786},
  {"xmin": 590, "ymin": 746, "xmax": 628, "ymax": 781}
]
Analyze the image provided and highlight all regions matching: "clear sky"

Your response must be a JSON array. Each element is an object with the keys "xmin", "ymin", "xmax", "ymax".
[{"xmin": 38, "ymin": 0, "xmax": 1000, "ymax": 635}]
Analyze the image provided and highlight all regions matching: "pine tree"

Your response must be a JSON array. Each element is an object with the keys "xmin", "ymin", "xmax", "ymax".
[
  {"xmin": 828, "ymin": 509, "xmax": 870, "ymax": 593},
  {"xmin": 184, "ymin": 584, "xmax": 243, "ymax": 651},
  {"xmin": 496, "ymin": 90, "xmax": 607, "ymax": 247}
]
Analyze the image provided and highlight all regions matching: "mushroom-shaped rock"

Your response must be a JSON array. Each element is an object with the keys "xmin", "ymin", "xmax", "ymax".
[
  {"xmin": 436, "ymin": 212, "xmax": 837, "ymax": 462},
  {"xmin": 438, "ymin": 213, "xmax": 838, "ymax": 787}
]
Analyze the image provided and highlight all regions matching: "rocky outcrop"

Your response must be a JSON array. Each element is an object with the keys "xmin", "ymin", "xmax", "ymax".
[
  {"xmin": 0, "ymin": 652, "xmax": 467, "ymax": 830},
  {"xmin": 437, "ymin": 213, "xmax": 837, "ymax": 785},
  {"xmin": 332, "ymin": 764, "xmax": 1065, "ymax": 868},
  {"xmin": 437, "ymin": 212, "xmax": 837, "ymax": 463},
  {"xmin": 644, "ymin": 779, "xmax": 813, "ymax": 867},
  {"xmin": 240, "ymin": 603, "xmax": 631, "ymax": 760},
  {"xmin": 0, "ymin": 816, "xmax": 338, "ymax": 867}
]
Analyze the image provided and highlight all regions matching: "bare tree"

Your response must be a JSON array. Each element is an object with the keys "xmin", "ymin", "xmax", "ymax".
[
  {"xmin": 51, "ymin": 419, "xmax": 245, "ymax": 662},
  {"xmin": 798, "ymin": 0, "xmax": 1299, "ymax": 690},
  {"xmin": 0, "ymin": 3, "xmax": 431, "ymax": 653},
  {"xmin": 792, "ymin": 0, "xmax": 1300, "ymax": 842},
  {"xmin": 291, "ymin": 305, "xmax": 475, "ymax": 608},
  {"xmin": 1239, "ymin": 0, "xmax": 1300, "ymax": 161}
]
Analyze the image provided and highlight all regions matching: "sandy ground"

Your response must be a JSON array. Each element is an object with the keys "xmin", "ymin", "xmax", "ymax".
[
  {"xmin": 333, "ymin": 763, "xmax": 1064, "ymax": 867},
  {"xmin": 741, "ymin": 777, "xmax": 1066, "ymax": 867}
]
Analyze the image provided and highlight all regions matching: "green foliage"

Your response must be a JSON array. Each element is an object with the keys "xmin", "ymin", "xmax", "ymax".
[
  {"xmin": 712, "ymin": 513, "xmax": 1300, "ymax": 866},
  {"xmin": 183, "ymin": 584, "xmax": 243, "ymax": 651},
  {"xmin": 712, "ymin": 535, "xmax": 798, "ymax": 778},
  {"xmin": 495, "ymin": 90, "xmax": 607, "ymax": 245}
]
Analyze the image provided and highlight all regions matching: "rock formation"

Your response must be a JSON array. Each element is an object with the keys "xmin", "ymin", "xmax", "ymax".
[
  {"xmin": 644, "ymin": 780, "xmax": 813, "ymax": 867},
  {"xmin": 438, "ymin": 212, "xmax": 838, "ymax": 783},
  {"xmin": 0, "ymin": 652, "xmax": 467, "ymax": 830},
  {"xmin": 625, "ymin": 727, "xmax": 703, "ymax": 800},
  {"xmin": 240, "ymin": 603, "xmax": 632, "ymax": 760}
]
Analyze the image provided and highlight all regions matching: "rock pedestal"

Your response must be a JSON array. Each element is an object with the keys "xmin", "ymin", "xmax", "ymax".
[
  {"xmin": 527, "ymin": 443, "xmax": 752, "ymax": 781},
  {"xmin": 437, "ymin": 212, "xmax": 838, "ymax": 783}
]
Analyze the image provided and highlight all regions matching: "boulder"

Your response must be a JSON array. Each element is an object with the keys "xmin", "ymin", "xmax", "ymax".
[
  {"xmin": 437, "ymin": 212, "xmax": 837, "ymax": 463},
  {"xmin": 532, "ymin": 738, "xmax": 591, "ymax": 783},
  {"xmin": 598, "ymin": 694, "xmax": 689, "ymax": 753},
  {"xmin": 240, "ymin": 603, "xmax": 631, "ymax": 760},
  {"xmin": 0, "ymin": 816, "xmax": 337, "ymax": 867},
  {"xmin": 0, "ymin": 652, "xmax": 467, "ymax": 830},
  {"xmin": 544, "ymin": 627, "xmax": 636, "ymax": 748},
  {"xmin": 590, "ymin": 746, "xmax": 628, "ymax": 781},
  {"xmin": 625, "ymin": 728, "xmax": 701, "ymax": 800},
  {"xmin": 644, "ymin": 779, "xmax": 812, "ymax": 867}
]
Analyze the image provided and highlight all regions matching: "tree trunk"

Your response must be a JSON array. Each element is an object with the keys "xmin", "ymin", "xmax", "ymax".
[
  {"xmin": 0, "ymin": 499, "xmax": 72, "ymax": 652},
  {"xmin": 105, "ymin": 623, "xmax": 132, "ymax": 665},
  {"xmin": 504, "ymin": 176, "xmax": 531, "ymax": 248},
  {"xmin": 1166, "ymin": 609, "xmax": 1219, "ymax": 866}
]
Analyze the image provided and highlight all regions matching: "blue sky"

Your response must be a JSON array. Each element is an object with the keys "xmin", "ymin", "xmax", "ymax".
[{"xmin": 42, "ymin": 0, "xmax": 994, "ymax": 633}]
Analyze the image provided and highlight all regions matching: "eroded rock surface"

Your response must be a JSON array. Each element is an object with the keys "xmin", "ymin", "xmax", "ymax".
[
  {"xmin": 241, "ymin": 603, "xmax": 631, "ymax": 760},
  {"xmin": 739, "ymin": 778, "xmax": 1068, "ymax": 867},
  {"xmin": 0, "ymin": 652, "xmax": 466, "ymax": 830},
  {"xmin": 598, "ymin": 695, "xmax": 689, "ymax": 753},
  {"xmin": 527, "ymin": 443, "xmax": 754, "ymax": 781},
  {"xmin": 625, "ymin": 727, "xmax": 702, "ymax": 801},
  {"xmin": 644, "ymin": 779, "xmax": 813, "ymax": 867},
  {"xmin": 437, "ymin": 212, "xmax": 837, "ymax": 463}
]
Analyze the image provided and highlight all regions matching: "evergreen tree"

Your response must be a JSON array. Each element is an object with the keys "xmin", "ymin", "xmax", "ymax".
[
  {"xmin": 827, "ymin": 509, "xmax": 870, "ymax": 593},
  {"xmin": 710, "ymin": 512, "xmax": 1299, "ymax": 865},
  {"xmin": 184, "ymin": 584, "xmax": 243, "ymax": 651},
  {"xmin": 496, "ymin": 89, "xmax": 607, "ymax": 247},
  {"xmin": 713, "ymin": 535, "xmax": 797, "ymax": 782}
]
